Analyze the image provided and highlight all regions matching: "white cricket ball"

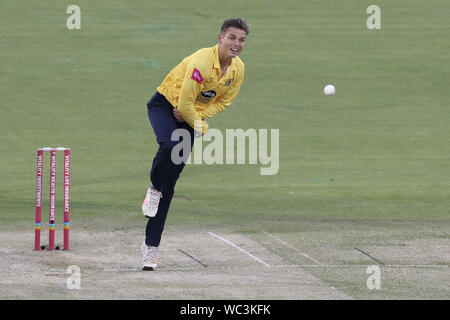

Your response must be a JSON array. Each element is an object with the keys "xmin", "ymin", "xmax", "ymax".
[{"xmin": 324, "ymin": 84, "xmax": 336, "ymax": 96}]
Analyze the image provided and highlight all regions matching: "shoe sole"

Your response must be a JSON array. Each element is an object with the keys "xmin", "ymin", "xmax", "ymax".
[
  {"xmin": 143, "ymin": 266, "xmax": 157, "ymax": 271},
  {"xmin": 143, "ymin": 212, "xmax": 155, "ymax": 219}
]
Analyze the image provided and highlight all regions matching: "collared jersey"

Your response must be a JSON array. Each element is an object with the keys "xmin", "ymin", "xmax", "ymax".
[{"xmin": 157, "ymin": 44, "xmax": 245, "ymax": 134}]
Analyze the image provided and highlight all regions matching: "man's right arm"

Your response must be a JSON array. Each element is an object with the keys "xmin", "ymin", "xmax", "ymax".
[{"xmin": 177, "ymin": 63, "xmax": 209, "ymax": 135}]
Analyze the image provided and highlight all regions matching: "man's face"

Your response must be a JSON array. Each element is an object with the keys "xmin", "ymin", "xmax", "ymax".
[{"xmin": 218, "ymin": 27, "xmax": 247, "ymax": 59}]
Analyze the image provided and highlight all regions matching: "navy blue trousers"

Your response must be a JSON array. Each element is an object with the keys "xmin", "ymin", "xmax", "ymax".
[{"xmin": 145, "ymin": 91, "xmax": 194, "ymax": 247}]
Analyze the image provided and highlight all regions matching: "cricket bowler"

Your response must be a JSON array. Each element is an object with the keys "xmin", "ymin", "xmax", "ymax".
[{"xmin": 141, "ymin": 18, "xmax": 250, "ymax": 270}]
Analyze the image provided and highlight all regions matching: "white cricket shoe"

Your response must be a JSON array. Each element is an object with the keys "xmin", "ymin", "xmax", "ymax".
[
  {"xmin": 142, "ymin": 186, "xmax": 162, "ymax": 218},
  {"xmin": 141, "ymin": 241, "xmax": 159, "ymax": 271}
]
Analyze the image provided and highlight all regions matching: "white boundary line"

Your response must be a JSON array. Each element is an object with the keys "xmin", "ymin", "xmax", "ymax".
[
  {"xmin": 262, "ymin": 231, "xmax": 323, "ymax": 266},
  {"xmin": 208, "ymin": 232, "xmax": 271, "ymax": 267}
]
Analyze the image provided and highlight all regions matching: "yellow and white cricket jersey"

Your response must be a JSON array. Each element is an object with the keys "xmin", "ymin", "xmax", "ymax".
[{"xmin": 157, "ymin": 44, "xmax": 245, "ymax": 134}]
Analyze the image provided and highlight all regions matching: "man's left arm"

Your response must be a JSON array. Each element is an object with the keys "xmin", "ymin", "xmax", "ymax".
[{"xmin": 200, "ymin": 75, "xmax": 244, "ymax": 119}]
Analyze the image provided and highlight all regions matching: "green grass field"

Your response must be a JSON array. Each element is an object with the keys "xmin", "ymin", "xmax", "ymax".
[{"xmin": 0, "ymin": 0, "xmax": 449, "ymax": 300}]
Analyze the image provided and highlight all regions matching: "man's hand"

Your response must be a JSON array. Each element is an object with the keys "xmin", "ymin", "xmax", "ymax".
[
  {"xmin": 173, "ymin": 108, "xmax": 185, "ymax": 122},
  {"xmin": 194, "ymin": 120, "xmax": 208, "ymax": 137}
]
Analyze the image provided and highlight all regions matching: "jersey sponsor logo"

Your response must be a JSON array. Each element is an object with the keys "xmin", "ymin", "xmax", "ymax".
[
  {"xmin": 196, "ymin": 90, "xmax": 216, "ymax": 104},
  {"xmin": 201, "ymin": 90, "xmax": 216, "ymax": 98},
  {"xmin": 191, "ymin": 68, "xmax": 204, "ymax": 84}
]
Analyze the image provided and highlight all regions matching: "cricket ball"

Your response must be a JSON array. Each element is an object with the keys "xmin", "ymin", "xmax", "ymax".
[{"xmin": 324, "ymin": 84, "xmax": 336, "ymax": 96}]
